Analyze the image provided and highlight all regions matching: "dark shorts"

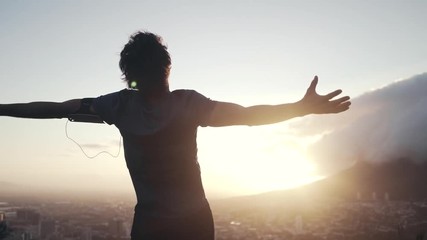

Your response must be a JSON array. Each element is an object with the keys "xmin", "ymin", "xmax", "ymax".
[{"xmin": 131, "ymin": 205, "xmax": 215, "ymax": 240}]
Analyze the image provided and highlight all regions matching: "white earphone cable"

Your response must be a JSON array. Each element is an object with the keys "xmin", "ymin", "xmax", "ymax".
[{"xmin": 65, "ymin": 120, "xmax": 122, "ymax": 159}]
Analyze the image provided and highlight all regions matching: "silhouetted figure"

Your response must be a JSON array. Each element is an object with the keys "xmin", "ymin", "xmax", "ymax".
[{"xmin": 0, "ymin": 31, "xmax": 351, "ymax": 240}]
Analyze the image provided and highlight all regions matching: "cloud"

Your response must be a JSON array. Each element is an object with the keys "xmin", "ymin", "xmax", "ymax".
[
  {"xmin": 291, "ymin": 73, "xmax": 427, "ymax": 174},
  {"xmin": 79, "ymin": 143, "xmax": 110, "ymax": 149}
]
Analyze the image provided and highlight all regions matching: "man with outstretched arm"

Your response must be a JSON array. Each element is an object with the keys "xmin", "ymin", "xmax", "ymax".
[{"xmin": 0, "ymin": 31, "xmax": 350, "ymax": 240}]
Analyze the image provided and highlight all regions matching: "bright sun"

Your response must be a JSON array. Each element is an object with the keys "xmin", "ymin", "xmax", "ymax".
[
  {"xmin": 234, "ymin": 144, "xmax": 321, "ymax": 194},
  {"xmin": 198, "ymin": 126, "xmax": 322, "ymax": 197}
]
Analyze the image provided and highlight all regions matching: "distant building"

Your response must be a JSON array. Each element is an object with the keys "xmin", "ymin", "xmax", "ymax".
[
  {"xmin": 10, "ymin": 209, "xmax": 41, "ymax": 238},
  {"xmin": 40, "ymin": 219, "xmax": 56, "ymax": 239},
  {"xmin": 16, "ymin": 209, "xmax": 40, "ymax": 225},
  {"xmin": 81, "ymin": 226, "xmax": 92, "ymax": 240},
  {"xmin": 109, "ymin": 218, "xmax": 126, "ymax": 236},
  {"xmin": 372, "ymin": 192, "xmax": 377, "ymax": 201},
  {"xmin": 22, "ymin": 232, "xmax": 32, "ymax": 240},
  {"xmin": 384, "ymin": 192, "xmax": 390, "ymax": 201},
  {"xmin": 295, "ymin": 215, "xmax": 303, "ymax": 234}
]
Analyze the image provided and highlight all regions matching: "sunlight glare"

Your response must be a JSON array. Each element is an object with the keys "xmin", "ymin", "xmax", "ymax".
[
  {"xmin": 198, "ymin": 127, "xmax": 322, "ymax": 196},
  {"xmin": 239, "ymin": 144, "xmax": 320, "ymax": 193}
]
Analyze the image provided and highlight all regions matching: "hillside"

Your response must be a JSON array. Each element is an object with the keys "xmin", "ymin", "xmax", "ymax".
[{"xmin": 212, "ymin": 159, "xmax": 427, "ymax": 211}]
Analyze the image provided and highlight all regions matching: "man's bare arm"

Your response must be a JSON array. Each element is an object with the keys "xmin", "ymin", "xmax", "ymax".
[
  {"xmin": 207, "ymin": 102, "xmax": 305, "ymax": 127},
  {"xmin": 207, "ymin": 76, "xmax": 351, "ymax": 127},
  {"xmin": 0, "ymin": 99, "xmax": 83, "ymax": 119}
]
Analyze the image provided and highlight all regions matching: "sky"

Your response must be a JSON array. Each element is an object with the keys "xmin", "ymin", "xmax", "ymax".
[{"xmin": 0, "ymin": 0, "xmax": 426, "ymax": 199}]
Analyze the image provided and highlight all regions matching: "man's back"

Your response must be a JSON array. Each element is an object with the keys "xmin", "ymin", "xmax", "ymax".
[{"xmin": 93, "ymin": 89, "xmax": 217, "ymax": 216}]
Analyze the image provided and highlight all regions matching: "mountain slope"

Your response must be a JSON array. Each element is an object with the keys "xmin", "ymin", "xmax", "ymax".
[{"xmin": 213, "ymin": 159, "xmax": 427, "ymax": 210}]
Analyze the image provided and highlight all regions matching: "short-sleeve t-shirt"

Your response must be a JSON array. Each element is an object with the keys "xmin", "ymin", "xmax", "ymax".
[{"xmin": 93, "ymin": 89, "xmax": 217, "ymax": 217}]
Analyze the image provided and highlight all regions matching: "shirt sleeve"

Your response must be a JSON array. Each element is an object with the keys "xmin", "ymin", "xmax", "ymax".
[
  {"xmin": 92, "ymin": 91, "xmax": 122, "ymax": 125},
  {"xmin": 188, "ymin": 90, "xmax": 217, "ymax": 127}
]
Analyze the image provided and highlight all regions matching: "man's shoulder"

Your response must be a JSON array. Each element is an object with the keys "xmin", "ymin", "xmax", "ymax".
[
  {"xmin": 97, "ymin": 88, "xmax": 136, "ymax": 98},
  {"xmin": 119, "ymin": 88, "xmax": 138, "ymax": 96},
  {"xmin": 172, "ymin": 89, "xmax": 197, "ymax": 95},
  {"xmin": 172, "ymin": 89, "xmax": 208, "ymax": 99}
]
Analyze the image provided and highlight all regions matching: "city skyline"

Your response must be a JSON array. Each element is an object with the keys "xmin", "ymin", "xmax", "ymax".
[{"xmin": 3, "ymin": 158, "xmax": 427, "ymax": 240}]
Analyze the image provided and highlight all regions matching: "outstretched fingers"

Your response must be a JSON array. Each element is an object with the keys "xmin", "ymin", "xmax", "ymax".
[
  {"xmin": 330, "ymin": 96, "xmax": 350, "ymax": 105},
  {"xmin": 335, "ymin": 101, "xmax": 351, "ymax": 113},
  {"xmin": 325, "ymin": 89, "xmax": 343, "ymax": 100},
  {"xmin": 329, "ymin": 98, "xmax": 351, "ymax": 113}
]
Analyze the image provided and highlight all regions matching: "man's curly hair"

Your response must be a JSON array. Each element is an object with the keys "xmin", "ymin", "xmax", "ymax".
[{"xmin": 119, "ymin": 31, "xmax": 171, "ymax": 91}]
